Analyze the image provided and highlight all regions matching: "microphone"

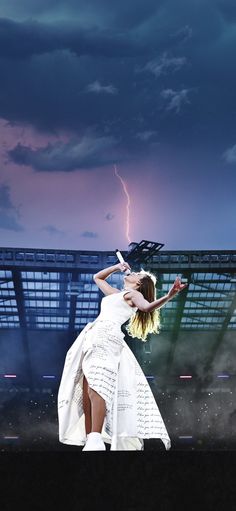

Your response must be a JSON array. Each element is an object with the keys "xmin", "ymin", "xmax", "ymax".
[{"xmin": 115, "ymin": 249, "xmax": 131, "ymax": 275}]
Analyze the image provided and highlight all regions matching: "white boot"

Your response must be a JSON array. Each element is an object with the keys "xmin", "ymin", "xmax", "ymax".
[{"xmin": 82, "ymin": 432, "xmax": 106, "ymax": 451}]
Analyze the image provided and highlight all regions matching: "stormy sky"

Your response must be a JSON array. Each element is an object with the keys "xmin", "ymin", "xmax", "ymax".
[{"xmin": 0, "ymin": 0, "xmax": 235, "ymax": 252}]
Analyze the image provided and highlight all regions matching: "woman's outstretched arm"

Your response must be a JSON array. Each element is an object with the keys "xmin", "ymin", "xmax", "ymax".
[
  {"xmin": 130, "ymin": 276, "xmax": 188, "ymax": 313},
  {"xmin": 130, "ymin": 291, "xmax": 172, "ymax": 312}
]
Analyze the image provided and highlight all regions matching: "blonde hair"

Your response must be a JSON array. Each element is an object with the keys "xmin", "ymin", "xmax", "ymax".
[{"xmin": 125, "ymin": 268, "xmax": 161, "ymax": 342}]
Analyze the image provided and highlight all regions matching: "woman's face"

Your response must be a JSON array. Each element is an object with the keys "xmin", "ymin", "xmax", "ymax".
[{"xmin": 124, "ymin": 272, "xmax": 143, "ymax": 289}]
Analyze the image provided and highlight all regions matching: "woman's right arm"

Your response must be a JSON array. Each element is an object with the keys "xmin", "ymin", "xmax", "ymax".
[{"xmin": 93, "ymin": 262, "xmax": 131, "ymax": 296}]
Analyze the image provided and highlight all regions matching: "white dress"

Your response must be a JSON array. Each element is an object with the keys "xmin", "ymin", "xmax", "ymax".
[{"xmin": 57, "ymin": 288, "xmax": 171, "ymax": 451}]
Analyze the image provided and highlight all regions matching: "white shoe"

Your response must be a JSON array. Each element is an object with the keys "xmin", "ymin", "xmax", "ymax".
[{"xmin": 82, "ymin": 432, "xmax": 106, "ymax": 451}]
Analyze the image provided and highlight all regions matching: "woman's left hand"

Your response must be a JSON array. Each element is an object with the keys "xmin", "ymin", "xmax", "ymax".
[{"xmin": 167, "ymin": 276, "xmax": 188, "ymax": 299}]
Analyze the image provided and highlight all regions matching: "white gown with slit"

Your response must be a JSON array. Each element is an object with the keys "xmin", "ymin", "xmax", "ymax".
[{"xmin": 57, "ymin": 288, "xmax": 171, "ymax": 451}]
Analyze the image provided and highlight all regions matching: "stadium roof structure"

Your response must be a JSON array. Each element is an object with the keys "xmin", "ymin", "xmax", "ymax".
[
  {"xmin": 1, "ymin": 243, "xmax": 236, "ymax": 332},
  {"xmin": 0, "ymin": 243, "xmax": 236, "ymax": 391}
]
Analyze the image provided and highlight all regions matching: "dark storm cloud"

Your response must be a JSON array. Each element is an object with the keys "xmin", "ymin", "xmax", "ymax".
[
  {"xmin": 0, "ymin": 0, "xmax": 164, "ymax": 30},
  {"xmin": 1, "ymin": 0, "xmax": 236, "ymax": 168},
  {"xmin": 0, "ymin": 183, "xmax": 24, "ymax": 231},
  {"xmin": 0, "ymin": 183, "xmax": 14, "ymax": 209},
  {"xmin": 0, "ymin": 1, "xmax": 197, "ymax": 152},
  {"xmin": 0, "ymin": 210, "xmax": 24, "ymax": 231},
  {"xmin": 0, "ymin": 17, "xmax": 146, "ymax": 60},
  {"xmin": 7, "ymin": 136, "xmax": 125, "ymax": 171}
]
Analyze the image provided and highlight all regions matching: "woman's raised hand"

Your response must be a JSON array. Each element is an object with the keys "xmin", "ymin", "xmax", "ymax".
[
  {"xmin": 115, "ymin": 261, "xmax": 131, "ymax": 272},
  {"xmin": 167, "ymin": 276, "xmax": 188, "ymax": 299}
]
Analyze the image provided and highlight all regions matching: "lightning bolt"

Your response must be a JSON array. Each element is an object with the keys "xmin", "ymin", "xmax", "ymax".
[{"xmin": 113, "ymin": 164, "xmax": 131, "ymax": 244}]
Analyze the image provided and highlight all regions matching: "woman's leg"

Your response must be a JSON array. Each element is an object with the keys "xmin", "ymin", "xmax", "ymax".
[
  {"xmin": 88, "ymin": 386, "xmax": 106, "ymax": 433},
  {"xmin": 82, "ymin": 375, "xmax": 92, "ymax": 435}
]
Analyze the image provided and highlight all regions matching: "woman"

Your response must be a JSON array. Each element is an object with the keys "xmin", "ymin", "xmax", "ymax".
[{"xmin": 57, "ymin": 261, "xmax": 188, "ymax": 451}]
